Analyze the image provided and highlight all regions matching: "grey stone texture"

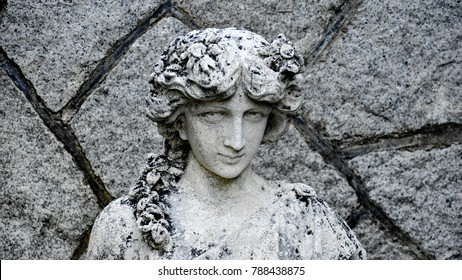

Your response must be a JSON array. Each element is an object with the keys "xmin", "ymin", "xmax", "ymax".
[
  {"xmin": 254, "ymin": 126, "xmax": 358, "ymax": 220},
  {"xmin": 353, "ymin": 210, "xmax": 416, "ymax": 260},
  {"xmin": 349, "ymin": 146, "xmax": 462, "ymax": 259},
  {"xmin": 1, "ymin": 0, "xmax": 460, "ymax": 259},
  {"xmin": 176, "ymin": 0, "xmax": 345, "ymax": 53},
  {"xmin": 302, "ymin": 0, "xmax": 461, "ymax": 141},
  {"xmin": 0, "ymin": 70, "xmax": 100, "ymax": 259},
  {"xmin": 0, "ymin": 0, "xmax": 161, "ymax": 111}
]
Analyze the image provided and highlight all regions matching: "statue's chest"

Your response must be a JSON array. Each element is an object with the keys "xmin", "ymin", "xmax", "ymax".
[
  {"xmin": 167, "ymin": 197, "xmax": 287, "ymax": 259},
  {"xmin": 170, "ymin": 205, "xmax": 252, "ymax": 255}
]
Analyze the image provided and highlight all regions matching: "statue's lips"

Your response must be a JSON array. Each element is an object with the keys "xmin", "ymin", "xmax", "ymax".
[{"xmin": 218, "ymin": 153, "xmax": 245, "ymax": 160}]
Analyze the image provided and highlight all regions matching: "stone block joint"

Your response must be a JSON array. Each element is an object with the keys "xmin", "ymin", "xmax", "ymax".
[
  {"xmin": 170, "ymin": 0, "xmax": 204, "ymax": 29},
  {"xmin": 337, "ymin": 123, "xmax": 462, "ymax": 159},
  {"xmin": 1, "ymin": 48, "xmax": 113, "ymax": 209},
  {"xmin": 58, "ymin": 0, "xmax": 174, "ymax": 123},
  {"xmin": 291, "ymin": 116, "xmax": 436, "ymax": 259},
  {"xmin": 303, "ymin": 0, "xmax": 363, "ymax": 68}
]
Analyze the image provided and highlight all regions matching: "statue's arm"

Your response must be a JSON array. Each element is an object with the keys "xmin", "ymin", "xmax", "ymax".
[{"xmin": 312, "ymin": 196, "xmax": 367, "ymax": 260}]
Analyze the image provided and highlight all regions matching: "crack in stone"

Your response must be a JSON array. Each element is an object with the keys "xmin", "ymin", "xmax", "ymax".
[
  {"xmin": 1, "ymin": 48, "xmax": 114, "ymax": 209},
  {"xmin": 336, "ymin": 123, "xmax": 462, "ymax": 159},
  {"xmin": 58, "ymin": 0, "xmax": 174, "ymax": 123},
  {"xmin": 303, "ymin": 0, "xmax": 363, "ymax": 68},
  {"xmin": 291, "ymin": 116, "xmax": 436, "ymax": 260}
]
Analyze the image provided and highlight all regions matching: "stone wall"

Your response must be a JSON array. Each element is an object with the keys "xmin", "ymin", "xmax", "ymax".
[{"xmin": 1, "ymin": 0, "xmax": 460, "ymax": 259}]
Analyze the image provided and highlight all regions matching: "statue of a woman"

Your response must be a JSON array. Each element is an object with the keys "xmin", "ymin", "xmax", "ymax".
[{"xmin": 86, "ymin": 28, "xmax": 366, "ymax": 260}]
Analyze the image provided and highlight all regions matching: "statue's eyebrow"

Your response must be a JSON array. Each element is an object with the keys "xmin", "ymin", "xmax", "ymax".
[
  {"xmin": 245, "ymin": 107, "xmax": 272, "ymax": 115},
  {"xmin": 188, "ymin": 104, "xmax": 229, "ymax": 114},
  {"xmin": 251, "ymin": 101, "xmax": 273, "ymax": 110}
]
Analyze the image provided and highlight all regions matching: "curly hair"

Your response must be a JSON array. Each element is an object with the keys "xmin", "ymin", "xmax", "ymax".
[{"xmin": 129, "ymin": 27, "xmax": 305, "ymax": 254}]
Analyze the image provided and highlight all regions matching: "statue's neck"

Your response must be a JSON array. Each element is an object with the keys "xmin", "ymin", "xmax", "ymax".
[{"xmin": 170, "ymin": 153, "xmax": 276, "ymax": 249}]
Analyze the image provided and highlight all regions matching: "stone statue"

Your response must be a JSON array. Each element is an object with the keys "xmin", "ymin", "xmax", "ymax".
[{"xmin": 85, "ymin": 27, "xmax": 366, "ymax": 260}]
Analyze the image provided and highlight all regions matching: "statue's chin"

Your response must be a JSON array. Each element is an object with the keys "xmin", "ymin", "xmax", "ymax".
[
  {"xmin": 205, "ymin": 166, "xmax": 247, "ymax": 180},
  {"xmin": 199, "ymin": 161, "xmax": 252, "ymax": 181}
]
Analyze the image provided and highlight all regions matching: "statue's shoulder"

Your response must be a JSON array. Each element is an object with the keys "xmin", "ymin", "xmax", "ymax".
[
  {"xmin": 92, "ymin": 196, "xmax": 137, "ymax": 231},
  {"xmin": 85, "ymin": 197, "xmax": 153, "ymax": 259},
  {"xmin": 274, "ymin": 181, "xmax": 317, "ymax": 198},
  {"xmin": 275, "ymin": 181, "xmax": 366, "ymax": 259}
]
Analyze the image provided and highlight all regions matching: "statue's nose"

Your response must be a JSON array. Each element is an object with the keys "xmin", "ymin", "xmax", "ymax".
[{"xmin": 223, "ymin": 118, "xmax": 246, "ymax": 151}]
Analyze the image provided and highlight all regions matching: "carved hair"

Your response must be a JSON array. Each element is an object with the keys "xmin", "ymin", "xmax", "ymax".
[{"xmin": 129, "ymin": 27, "xmax": 304, "ymax": 253}]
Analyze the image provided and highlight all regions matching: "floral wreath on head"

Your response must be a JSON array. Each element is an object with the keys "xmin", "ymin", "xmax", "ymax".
[
  {"xmin": 148, "ymin": 27, "xmax": 304, "ymax": 123},
  {"xmin": 129, "ymin": 27, "xmax": 305, "ymax": 254}
]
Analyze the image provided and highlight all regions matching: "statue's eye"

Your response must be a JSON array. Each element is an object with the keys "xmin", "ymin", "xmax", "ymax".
[
  {"xmin": 244, "ymin": 111, "xmax": 267, "ymax": 122},
  {"xmin": 198, "ymin": 111, "xmax": 227, "ymax": 123}
]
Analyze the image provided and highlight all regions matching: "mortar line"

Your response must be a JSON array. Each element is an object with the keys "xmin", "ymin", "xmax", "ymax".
[
  {"xmin": 336, "ymin": 123, "xmax": 462, "ymax": 159},
  {"xmin": 70, "ymin": 227, "xmax": 93, "ymax": 260},
  {"xmin": 1, "ymin": 48, "xmax": 114, "ymax": 209},
  {"xmin": 304, "ymin": 0, "xmax": 363, "ymax": 68},
  {"xmin": 170, "ymin": 1, "xmax": 204, "ymax": 29},
  {"xmin": 295, "ymin": 0, "xmax": 436, "ymax": 259},
  {"xmin": 58, "ymin": 0, "xmax": 174, "ymax": 123},
  {"xmin": 291, "ymin": 116, "xmax": 436, "ymax": 259}
]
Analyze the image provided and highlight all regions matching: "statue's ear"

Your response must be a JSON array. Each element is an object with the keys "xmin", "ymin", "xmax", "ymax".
[
  {"xmin": 262, "ymin": 111, "xmax": 289, "ymax": 142},
  {"xmin": 174, "ymin": 116, "xmax": 188, "ymax": 141}
]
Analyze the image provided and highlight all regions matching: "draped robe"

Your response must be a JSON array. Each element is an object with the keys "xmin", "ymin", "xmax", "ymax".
[{"xmin": 86, "ymin": 181, "xmax": 366, "ymax": 260}]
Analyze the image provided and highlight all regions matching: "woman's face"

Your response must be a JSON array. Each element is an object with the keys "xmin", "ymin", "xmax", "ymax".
[{"xmin": 178, "ymin": 87, "xmax": 272, "ymax": 179}]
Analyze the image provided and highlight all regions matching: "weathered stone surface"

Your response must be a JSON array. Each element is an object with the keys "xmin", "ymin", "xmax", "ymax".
[
  {"xmin": 0, "ymin": 0, "xmax": 161, "ymax": 111},
  {"xmin": 176, "ymin": 0, "xmax": 345, "ymax": 53},
  {"xmin": 353, "ymin": 210, "xmax": 416, "ymax": 260},
  {"xmin": 348, "ymin": 145, "xmax": 462, "ymax": 259},
  {"xmin": 71, "ymin": 18, "xmax": 190, "ymax": 198},
  {"xmin": 0, "ymin": 70, "xmax": 100, "ymax": 259},
  {"xmin": 254, "ymin": 126, "xmax": 359, "ymax": 220},
  {"xmin": 302, "ymin": 0, "xmax": 462, "ymax": 141}
]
